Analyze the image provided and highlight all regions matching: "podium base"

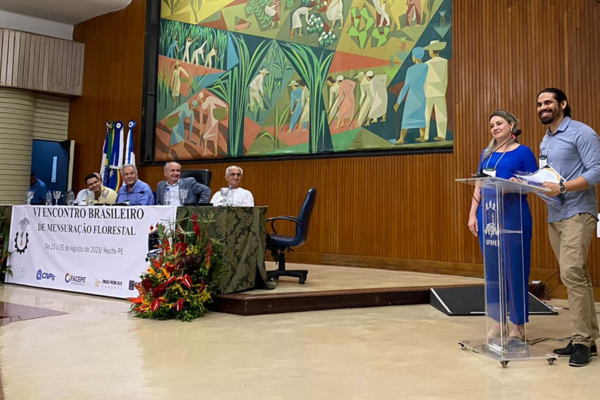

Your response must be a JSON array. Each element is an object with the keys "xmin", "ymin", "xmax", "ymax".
[{"xmin": 459, "ymin": 338, "xmax": 557, "ymax": 368}]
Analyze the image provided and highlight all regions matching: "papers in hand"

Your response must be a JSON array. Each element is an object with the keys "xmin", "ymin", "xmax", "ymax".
[{"xmin": 514, "ymin": 166, "xmax": 565, "ymax": 206}]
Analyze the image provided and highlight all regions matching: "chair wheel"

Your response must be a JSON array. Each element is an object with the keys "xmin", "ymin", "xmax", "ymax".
[{"xmin": 299, "ymin": 276, "xmax": 306, "ymax": 284}]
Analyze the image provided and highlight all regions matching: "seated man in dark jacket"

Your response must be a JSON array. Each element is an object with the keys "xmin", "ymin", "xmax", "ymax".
[{"xmin": 156, "ymin": 161, "xmax": 211, "ymax": 205}]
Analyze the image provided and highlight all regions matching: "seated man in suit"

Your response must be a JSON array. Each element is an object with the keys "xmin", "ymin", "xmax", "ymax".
[
  {"xmin": 156, "ymin": 161, "xmax": 211, "ymax": 205},
  {"xmin": 116, "ymin": 164, "xmax": 154, "ymax": 205},
  {"xmin": 210, "ymin": 165, "xmax": 255, "ymax": 206},
  {"xmin": 75, "ymin": 172, "xmax": 117, "ymax": 205}
]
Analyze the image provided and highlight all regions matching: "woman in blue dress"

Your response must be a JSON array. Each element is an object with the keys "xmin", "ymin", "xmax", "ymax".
[{"xmin": 467, "ymin": 110, "xmax": 538, "ymax": 340}]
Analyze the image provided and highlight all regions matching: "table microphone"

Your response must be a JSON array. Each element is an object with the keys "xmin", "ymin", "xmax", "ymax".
[{"xmin": 475, "ymin": 129, "xmax": 522, "ymax": 177}]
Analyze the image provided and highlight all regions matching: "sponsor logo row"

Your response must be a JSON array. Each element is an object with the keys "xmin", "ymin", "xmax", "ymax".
[{"xmin": 30, "ymin": 269, "xmax": 134, "ymax": 291}]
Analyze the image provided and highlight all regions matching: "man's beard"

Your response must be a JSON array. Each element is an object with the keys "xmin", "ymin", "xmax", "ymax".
[{"xmin": 539, "ymin": 111, "xmax": 555, "ymax": 125}]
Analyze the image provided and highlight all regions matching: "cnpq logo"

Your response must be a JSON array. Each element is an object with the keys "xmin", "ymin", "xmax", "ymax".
[
  {"xmin": 65, "ymin": 273, "xmax": 86, "ymax": 285},
  {"xmin": 14, "ymin": 218, "xmax": 31, "ymax": 254},
  {"xmin": 36, "ymin": 269, "xmax": 55, "ymax": 281}
]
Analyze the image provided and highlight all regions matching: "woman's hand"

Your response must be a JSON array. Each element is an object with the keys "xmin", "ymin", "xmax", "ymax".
[{"xmin": 467, "ymin": 214, "xmax": 478, "ymax": 236}]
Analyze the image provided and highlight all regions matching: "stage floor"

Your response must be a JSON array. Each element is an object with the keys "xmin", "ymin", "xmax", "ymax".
[
  {"xmin": 1, "ymin": 264, "xmax": 599, "ymax": 399},
  {"xmin": 257, "ymin": 262, "xmax": 484, "ymax": 293},
  {"xmin": 213, "ymin": 262, "xmax": 485, "ymax": 315}
]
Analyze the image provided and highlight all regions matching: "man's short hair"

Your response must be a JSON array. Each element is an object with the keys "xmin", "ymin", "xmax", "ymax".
[
  {"xmin": 538, "ymin": 87, "xmax": 572, "ymax": 118},
  {"xmin": 226, "ymin": 165, "xmax": 243, "ymax": 176},
  {"xmin": 122, "ymin": 164, "xmax": 138, "ymax": 174},
  {"xmin": 164, "ymin": 161, "xmax": 181, "ymax": 171},
  {"xmin": 84, "ymin": 172, "xmax": 101, "ymax": 184}
]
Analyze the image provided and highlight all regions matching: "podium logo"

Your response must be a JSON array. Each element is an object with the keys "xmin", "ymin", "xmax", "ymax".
[
  {"xmin": 483, "ymin": 200, "xmax": 499, "ymax": 247},
  {"xmin": 36, "ymin": 269, "xmax": 56, "ymax": 281},
  {"xmin": 65, "ymin": 273, "xmax": 86, "ymax": 285}
]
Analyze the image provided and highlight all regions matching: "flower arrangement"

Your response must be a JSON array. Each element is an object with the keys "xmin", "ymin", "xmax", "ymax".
[{"xmin": 129, "ymin": 212, "xmax": 222, "ymax": 321}]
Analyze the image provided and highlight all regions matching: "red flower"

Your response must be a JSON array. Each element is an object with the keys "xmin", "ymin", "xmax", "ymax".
[
  {"xmin": 174, "ymin": 242, "xmax": 188, "ymax": 254},
  {"xmin": 141, "ymin": 277, "xmax": 153, "ymax": 291},
  {"xmin": 151, "ymin": 298, "xmax": 162, "ymax": 311},
  {"xmin": 164, "ymin": 262, "xmax": 176, "ymax": 274},
  {"xmin": 175, "ymin": 298, "xmax": 185, "ymax": 312},
  {"xmin": 180, "ymin": 274, "xmax": 193, "ymax": 289},
  {"xmin": 191, "ymin": 213, "xmax": 201, "ymax": 237},
  {"xmin": 165, "ymin": 276, "xmax": 176, "ymax": 286},
  {"xmin": 129, "ymin": 294, "xmax": 144, "ymax": 304},
  {"xmin": 152, "ymin": 283, "xmax": 166, "ymax": 298}
]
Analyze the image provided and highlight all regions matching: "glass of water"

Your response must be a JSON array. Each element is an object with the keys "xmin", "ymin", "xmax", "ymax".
[
  {"xmin": 52, "ymin": 190, "xmax": 61, "ymax": 206},
  {"xmin": 86, "ymin": 190, "xmax": 95, "ymax": 206},
  {"xmin": 100, "ymin": 188, "xmax": 109, "ymax": 205},
  {"xmin": 220, "ymin": 188, "xmax": 228, "ymax": 206},
  {"xmin": 179, "ymin": 188, "xmax": 188, "ymax": 205},
  {"xmin": 26, "ymin": 191, "xmax": 34, "ymax": 205}
]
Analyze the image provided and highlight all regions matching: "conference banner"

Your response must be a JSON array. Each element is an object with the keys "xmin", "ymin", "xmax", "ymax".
[{"xmin": 6, "ymin": 206, "xmax": 177, "ymax": 298}]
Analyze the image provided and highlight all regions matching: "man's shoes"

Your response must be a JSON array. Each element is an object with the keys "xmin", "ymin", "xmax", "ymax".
[
  {"xmin": 569, "ymin": 344, "xmax": 592, "ymax": 367},
  {"xmin": 553, "ymin": 340, "xmax": 598, "ymax": 357}
]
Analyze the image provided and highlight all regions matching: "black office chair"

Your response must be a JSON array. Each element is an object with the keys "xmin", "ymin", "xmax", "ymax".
[
  {"xmin": 266, "ymin": 188, "xmax": 317, "ymax": 284},
  {"xmin": 181, "ymin": 169, "xmax": 212, "ymax": 187}
]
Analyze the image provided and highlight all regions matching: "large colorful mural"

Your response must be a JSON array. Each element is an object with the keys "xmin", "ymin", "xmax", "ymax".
[{"xmin": 155, "ymin": 0, "xmax": 452, "ymax": 160}]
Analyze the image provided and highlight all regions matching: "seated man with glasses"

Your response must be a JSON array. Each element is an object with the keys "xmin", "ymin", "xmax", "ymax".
[
  {"xmin": 116, "ymin": 164, "xmax": 154, "ymax": 205},
  {"xmin": 75, "ymin": 172, "xmax": 117, "ymax": 205},
  {"xmin": 210, "ymin": 165, "xmax": 255, "ymax": 206}
]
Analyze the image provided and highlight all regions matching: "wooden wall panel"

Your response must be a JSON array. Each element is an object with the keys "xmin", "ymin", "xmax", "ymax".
[
  {"xmin": 69, "ymin": 0, "xmax": 600, "ymax": 292},
  {"xmin": 0, "ymin": 28, "xmax": 84, "ymax": 96},
  {"xmin": 68, "ymin": 0, "xmax": 146, "ymax": 189}
]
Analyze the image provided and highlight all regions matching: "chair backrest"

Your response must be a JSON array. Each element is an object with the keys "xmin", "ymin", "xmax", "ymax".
[
  {"xmin": 181, "ymin": 169, "xmax": 212, "ymax": 187},
  {"xmin": 295, "ymin": 188, "xmax": 317, "ymax": 246}
]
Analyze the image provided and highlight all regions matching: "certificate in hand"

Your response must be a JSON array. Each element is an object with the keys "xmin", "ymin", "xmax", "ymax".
[
  {"xmin": 514, "ymin": 166, "xmax": 565, "ymax": 206},
  {"xmin": 514, "ymin": 166, "xmax": 564, "ymax": 186}
]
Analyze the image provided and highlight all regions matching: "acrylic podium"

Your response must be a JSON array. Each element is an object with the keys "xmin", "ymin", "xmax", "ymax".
[{"xmin": 456, "ymin": 176, "xmax": 557, "ymax": 368}]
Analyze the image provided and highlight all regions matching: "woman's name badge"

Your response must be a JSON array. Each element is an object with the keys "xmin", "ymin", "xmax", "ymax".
[
  {"xmin": 539, "ymin": 156, "xmax": 548, "ymax": 168},
  {"xmin": 483, "ymin": 168, "xmax": 496, "ymax": 178}
]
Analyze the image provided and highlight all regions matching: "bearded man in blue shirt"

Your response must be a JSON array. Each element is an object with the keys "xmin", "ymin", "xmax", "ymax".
[{"xmin": 538, "ymin": 88, "xmax": 600, "ymax": 367}]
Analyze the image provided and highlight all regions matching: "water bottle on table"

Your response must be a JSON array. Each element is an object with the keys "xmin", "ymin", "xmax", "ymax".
[
  {"xmin": 45, "ymin": 191, "xmax": 53, "ymax": 206},
  {"xmin": 67, "ymin": 190, "xmax": 75, "ymax": 206},
  {"xmin": 226, "ymin": 186, "xmax": 234, "ymax": 206}
]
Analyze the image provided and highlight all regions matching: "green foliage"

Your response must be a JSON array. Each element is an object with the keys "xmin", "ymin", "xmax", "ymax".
[
  {"xmin": 245, "ymin": 0, "xmax": 273, "ymax": 30},
  {"xmin": 372, "ymin": 26, "xmax": 390, "ymax": 47},
  {"xmin": 348, "ymin": 7, "xmax": 375, "ymax": 49},
  {"xmin": 208, "ymin": 34, "xmax": 271, "ymax": 157},
  {"xmin": 280, "ymin": 43, "xmax": 334, "ymax": 153}
]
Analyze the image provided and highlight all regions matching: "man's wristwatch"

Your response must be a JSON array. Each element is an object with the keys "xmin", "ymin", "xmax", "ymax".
[{"xmin": 559, "ymin": 182, "xmax": 567, "ymax": 194}]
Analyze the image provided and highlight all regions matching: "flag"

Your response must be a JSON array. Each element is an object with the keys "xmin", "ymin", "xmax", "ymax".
[
  {"xmin": 100, "ymin": 122, "xmax": 110, "ymax": 185},
  {"xmin": 125, "ymin": 120, "xmax": 136, "ymax": 166},
  {"xmin": 106, "ymin": 121, "xmax": 125, "ymax": 190}
]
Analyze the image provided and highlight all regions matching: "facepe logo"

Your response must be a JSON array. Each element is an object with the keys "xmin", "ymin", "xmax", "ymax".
[
  {"xmin": 65, "ymin": 273, "xmax": 86, "ymax": 285},
  {"xmin": 36, "ymin": 269, "xmax": 56, "ymax": 281}
]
